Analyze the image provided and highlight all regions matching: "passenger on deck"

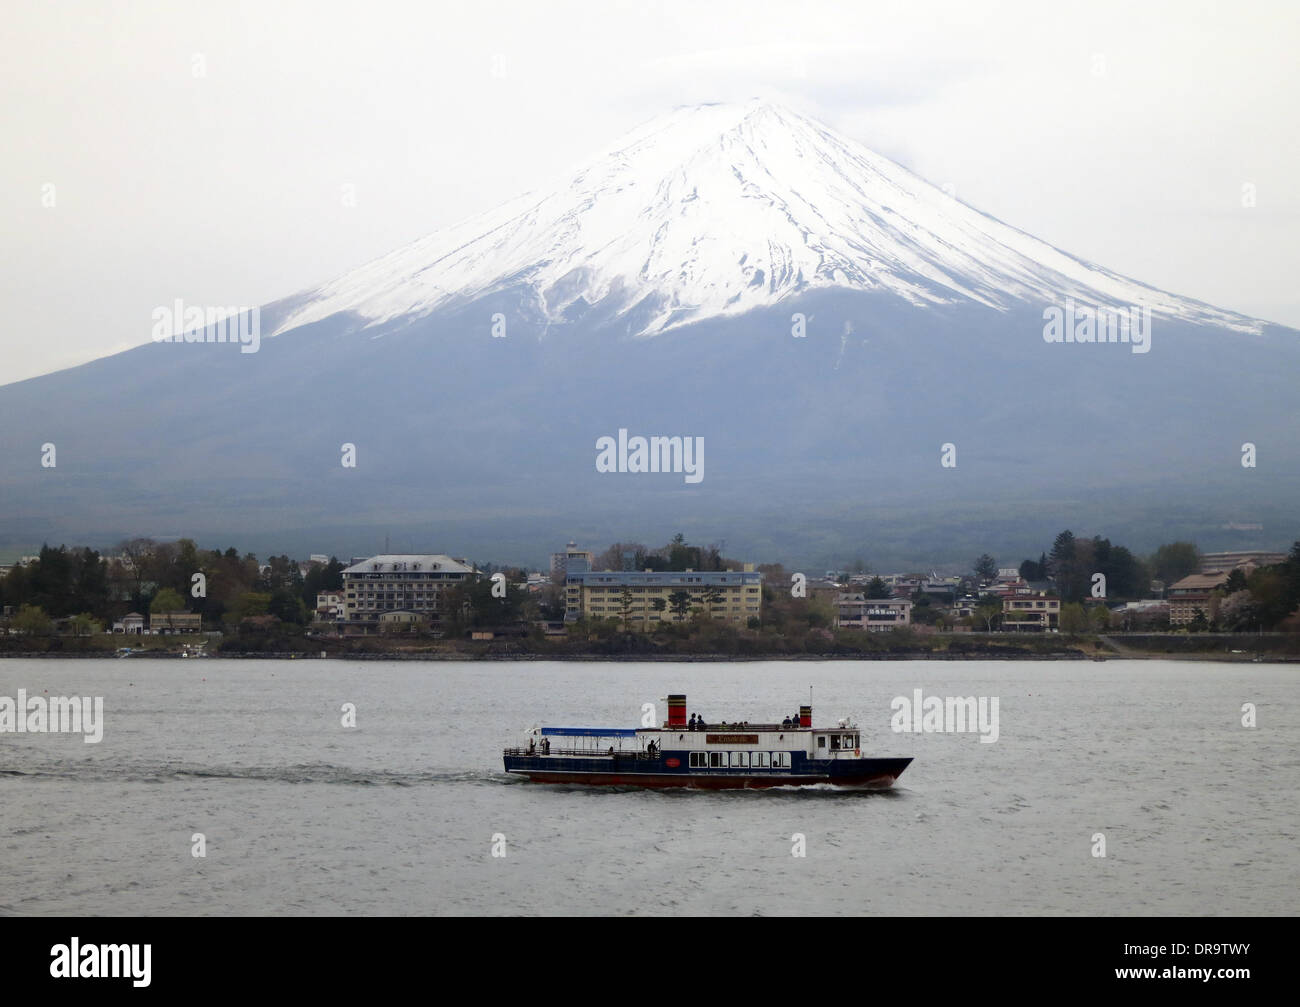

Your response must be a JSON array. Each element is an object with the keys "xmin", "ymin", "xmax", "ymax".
[
  {"xmin": 542, "ymin": 737, "xmax": 550, "ymax": 754},
  {"xmin": 688, "ymin": 713, "xmax": 697, "ymax": 731},
  {"xmin": 528, "ymin": 737, "xmax": 535, "ymax": 754},
  {"xmin": 697, "ymin": 716, "xmax": 707, "ymax": 730},
  {"xmin": 782, "ymin": 717, "xmax": 791, "ymax": 729}
]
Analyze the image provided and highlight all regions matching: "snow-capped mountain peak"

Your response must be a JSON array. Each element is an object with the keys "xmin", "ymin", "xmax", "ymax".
[{"xmin": 275, "ymin": 99, "xmax": 1258, "ymax": 338}]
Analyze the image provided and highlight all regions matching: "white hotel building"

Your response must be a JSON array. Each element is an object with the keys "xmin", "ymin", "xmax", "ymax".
[{"xmin": 341, "ymin": 554, "xmax": 476, "ymax": 629}]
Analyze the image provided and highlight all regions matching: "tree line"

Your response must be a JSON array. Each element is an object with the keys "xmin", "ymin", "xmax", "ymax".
[{"xmin": 0, "ymin": 538, "xmax": 345, "ymax": 633}]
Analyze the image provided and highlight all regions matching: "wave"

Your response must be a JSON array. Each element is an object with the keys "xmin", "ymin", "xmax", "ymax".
[{"xmin": 0, "ymin": 762, "xmax": 503, "ymax": 787}]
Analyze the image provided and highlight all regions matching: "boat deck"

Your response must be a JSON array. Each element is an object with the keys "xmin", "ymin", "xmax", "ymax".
[
  {"xmin": 649, "ymin": 723, "xmax": 807, "ymax": 732},
  {"xmin": 504, "ymin": 747, "xmax": 658, "ymax": 760}
]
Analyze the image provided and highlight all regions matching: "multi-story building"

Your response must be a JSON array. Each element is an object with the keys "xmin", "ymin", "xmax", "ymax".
[
  {"xmin": 550, "ymin": 541, "xmax": 594, "ymax": 581},
  {"xmin": 342, "ymin": 554, "xmax": 475, "ymax": 629},
  {"xmin": 564, "ymin": 555, "xmax": 762, "ymax": 627},
  {"xmin": 1199, "ymin": 551, "xmax": 1286, "ymax": 574},
  {"xmin": 834, "ymin": 593, "xmax": 913, "ymax": 631},
  {"xmin": 1167, "ymin": 571, "xmax": 1229, "ymax": 626},
  {"xmin": 1001, "ymin": 591, "xmax": 1061, "ymax": 630}
]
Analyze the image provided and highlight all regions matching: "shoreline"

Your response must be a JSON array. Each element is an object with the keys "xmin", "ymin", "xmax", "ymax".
[
  {"xmin": 2, "ymin": 649, "xmax": 1295, "ymax": 663},
  {"xmin": 3, "ymin": 630, "xmax": 1295, "ymax": 664}
]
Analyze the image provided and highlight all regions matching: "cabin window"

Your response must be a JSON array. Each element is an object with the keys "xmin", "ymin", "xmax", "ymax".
[
  {"xmin": 730, "ymin": 751, "xmax": 748, "ymax": 768},
  {"xmin": 689, "ymin": 752, "xmax": 706, "ymax": 768},
  {"xmin": 709, "ymin": 751, "xmax": 724, "ymax": 768},
  {"xmin": 754, "ymin": 751, "xmax": 770, "ymax": 768},
  {"xmin": 817, "ymin": 736, "xmax": 826, "ymax": 749},
  {"xmin": 830, "ymin": 735, "xmax": 841, "ymax": 750},
  {"xmin": 773, "ymin": 752, "xmax": 791, "ymax": 768}
]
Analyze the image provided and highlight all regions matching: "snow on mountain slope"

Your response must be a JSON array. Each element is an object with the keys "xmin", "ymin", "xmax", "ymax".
[{"xmin": 274, "ymin": 99, "xmax": 1261, "ymax": 338}]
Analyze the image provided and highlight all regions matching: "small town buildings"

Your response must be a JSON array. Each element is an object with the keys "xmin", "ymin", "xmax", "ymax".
[
  {"xmin": 1001, "ymin": 591, "xmax": 1061, "ymax": 630},
  {"xmin": 1167, "ymin": 571, "xmax": 1230, "ymax": 626},
  {"xmin": 882, "ymin": 574, "xmax": 924, "ymax": 595},
  {"xmin": 950, "ymin": 596, "xmax": 979, "ymax": 621},
  {"xmin": 113, "ymin": 612, "xmax": 147, "ymax": 634},
  {"xmin": 152, "ymin": 611, "xmax": 202, "ymax": 633},
  {"xmin": 342, "ymin": 554, "xmax": 475, "ymax": 629},
  {"xmin": 834, "ymin": 593, "xmax": 913, "ymax": 631},
  {"xmin": 315, "ymin": 590, "xmax": 345, "ymax": 621},
  {"xmin": 917, "ymin": 576, "xmax": 961, "ymax": 604}
]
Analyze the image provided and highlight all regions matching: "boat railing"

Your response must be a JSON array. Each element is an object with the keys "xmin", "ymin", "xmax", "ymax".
[
  {"xmin": 503, "ymin": 746, "xmax": 660, "ymax": 760},
  {"xmin": 683, "ymin": 723, "xmax": 804, "ymax": 733}
]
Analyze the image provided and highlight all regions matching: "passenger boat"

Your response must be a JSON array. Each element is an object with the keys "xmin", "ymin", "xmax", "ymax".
[{"xmin": 503, "ymin": 693, "xmax": 912, "ymax": 789}]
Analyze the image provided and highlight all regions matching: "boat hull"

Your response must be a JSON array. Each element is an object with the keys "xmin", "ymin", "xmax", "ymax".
[{"xmin": 504, "ymin": 756, "xmax": 911, "ymax": 789}]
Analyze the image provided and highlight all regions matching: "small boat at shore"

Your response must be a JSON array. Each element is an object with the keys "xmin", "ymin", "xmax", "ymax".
[{"xmin": 503, "ymin": 693, "xmax": 912, "ymax": 789}]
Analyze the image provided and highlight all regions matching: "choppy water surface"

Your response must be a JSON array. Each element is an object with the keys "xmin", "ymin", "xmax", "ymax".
[{"xmin": 1, "ymin": 659, "xmax": 1295, "ymax": 915}]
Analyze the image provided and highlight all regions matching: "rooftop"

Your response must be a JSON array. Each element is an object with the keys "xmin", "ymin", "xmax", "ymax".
[
  {"xmin": 1169, "ymin": 571, "xmax": 1231, "ymax": 591},
  {"xmin": 568, "ymin": 567, "xmax": 759, "ymax": 585},
  {"xmin": 342, "ymin": 554, "xmax": 475, "ymax": 575}
]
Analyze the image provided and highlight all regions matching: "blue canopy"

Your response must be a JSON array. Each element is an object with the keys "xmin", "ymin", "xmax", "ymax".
[{"xmin": 540, "ymin": 727, "xmax": 639, "ymax": 738}]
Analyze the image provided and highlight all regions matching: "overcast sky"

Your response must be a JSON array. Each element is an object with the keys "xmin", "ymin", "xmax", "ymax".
[{"xmin": 2, "ymin": 0, "xmax": 1296, "ymax": 384}]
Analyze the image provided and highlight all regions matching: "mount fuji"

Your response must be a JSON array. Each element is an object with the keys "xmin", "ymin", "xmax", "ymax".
[
  {"xmin": 274, "ymin": 100, "xmax": 1258, "ymax": 339},
  {"xmin": 2, "ymin": 100, "xmax": 1296, "ymax": 568}
]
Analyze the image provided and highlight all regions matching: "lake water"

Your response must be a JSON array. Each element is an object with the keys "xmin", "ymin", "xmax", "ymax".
[{"xmin": 1, "ymin": 658, "xmax": 1295, "ymax": 916}]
